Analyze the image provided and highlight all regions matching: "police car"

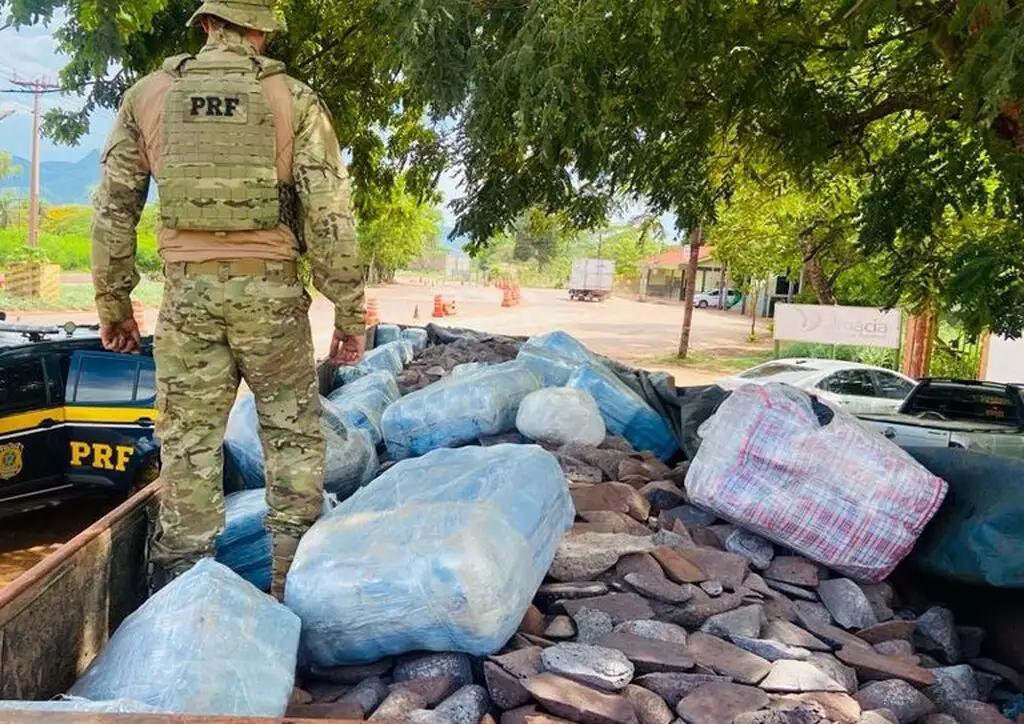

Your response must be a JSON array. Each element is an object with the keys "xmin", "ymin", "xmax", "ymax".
[{"xmin": 0, "ymin": 318, "xmax": 159, "ymax": 515}]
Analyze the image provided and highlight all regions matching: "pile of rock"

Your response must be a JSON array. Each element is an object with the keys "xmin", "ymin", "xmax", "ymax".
[
  {"xmin": 290, "ymin": 438, "xmax": 1021, "ymax": 724},
  {"xmin": 396, "ymin": 336, "xmax": 522, "ymax": 394}
]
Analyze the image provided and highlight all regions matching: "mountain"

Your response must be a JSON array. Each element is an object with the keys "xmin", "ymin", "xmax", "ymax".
[
  {"xmin": 0, "ymin": 150, "xmax": 102, "ymax": 205},
  {"xmin": 439, "ymin": 222, "xmax": 469, "ymax": 254}
]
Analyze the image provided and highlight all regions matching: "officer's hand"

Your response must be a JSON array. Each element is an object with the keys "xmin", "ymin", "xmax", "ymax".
[
  {"xmin": 101, "ymin": 318, "xmax": 142, "ymax": 355},
  {"xmin": 329, "ymin": 330, "xmax": 365, "ymax": 366}
]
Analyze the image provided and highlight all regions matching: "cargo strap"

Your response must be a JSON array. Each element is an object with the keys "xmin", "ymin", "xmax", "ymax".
[{"xmin": 167, "ymin": 259, "xmax": 297, "ymax": 280}]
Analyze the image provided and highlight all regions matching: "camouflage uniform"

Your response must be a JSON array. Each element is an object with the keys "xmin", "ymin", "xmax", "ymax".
[{"xmin": 92, "ymin": 0, "xmax": 363, "ymax": 597}]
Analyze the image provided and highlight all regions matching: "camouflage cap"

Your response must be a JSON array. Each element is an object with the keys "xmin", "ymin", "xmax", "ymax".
[{"xmin": 188, "ymin": 0, "xmax": 284, "ymax": 33}]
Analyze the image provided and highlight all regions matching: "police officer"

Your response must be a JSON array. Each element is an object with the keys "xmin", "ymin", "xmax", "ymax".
[{"xmin": 91, "ymin": 0, "xmax": 365, "ymax": 600}]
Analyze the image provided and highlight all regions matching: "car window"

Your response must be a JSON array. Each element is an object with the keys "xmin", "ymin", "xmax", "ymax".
[
  {"xmin": 75, "ymin": 355, "xmax": 140, "ymax": 404},
  {"xmin": 738, "ymin": 362, "xmax": 813, "ymax": 379},
  {"xmin": 136, "ymin": 363, "xmax": 156, "ymax": 403},
  {"xmin": 0, "ymin": 357, "xmax": 49, "ymax": 416},
  {"xmin": 904, "ymin": 383, "xmax": 1019, "ymax": 425},
  {"xmin": 819, "ymin": 369, "xmax": 877, "ymax": 396},
  {"xmin": 872, "ymin": 371, "xmax": 914, "ymax": 400}
]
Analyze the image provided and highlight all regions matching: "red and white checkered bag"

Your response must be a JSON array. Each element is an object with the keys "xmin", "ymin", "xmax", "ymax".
[{"xmin": 685, "ymin": 383, "xmax": 948, "ymax": 582}]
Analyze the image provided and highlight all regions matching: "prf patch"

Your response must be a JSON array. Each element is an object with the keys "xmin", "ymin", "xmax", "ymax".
[
  {"xmin": 185, "ymin": 94, "xmax": 247, "ymax": 123},
  {"xmin": 70, "ymin": 442, "xmax": 134, "ymax": 472},
  {"xmin": 0, "ymin": 442, "xmax": 24, "ymax": 480}
]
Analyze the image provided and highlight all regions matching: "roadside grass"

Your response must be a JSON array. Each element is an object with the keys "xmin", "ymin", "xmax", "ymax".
[
  {"xmin": 643, "ymin": 349, "xmax": 773, "ymax": 373},
  {"xmin": 0, "ymin": 281, "xmax": 164, "ymax": 313}
]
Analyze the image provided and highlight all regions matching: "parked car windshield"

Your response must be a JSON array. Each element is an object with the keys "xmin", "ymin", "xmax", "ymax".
[
  {"xmin": 904, "ymin": 382, "xmax": 1022, "ymax": 426},
  {"xmin": 738, "ymin": 362, "xmax": 815, "ymax": 380}
]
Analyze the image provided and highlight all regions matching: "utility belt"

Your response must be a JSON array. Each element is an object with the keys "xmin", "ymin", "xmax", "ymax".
[{"xmin": 165, "ymin": 259, "xmax": 298, "ymax": 282}]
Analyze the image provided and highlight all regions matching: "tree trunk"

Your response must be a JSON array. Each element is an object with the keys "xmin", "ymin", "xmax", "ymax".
[
  {"xmin": 718, "ymin": 265, "xmax": 727, "ymax": 309},
  {"xmin": 750, "ymin": 282, "xmax": 758, "ymax": 338},
  {"xmin": 677, "ymin": 225, "xmax": 702, "ymax": 358},
  {"xmin": 801, "ymin": 250, "xmax": 836, "ymax": 305}
]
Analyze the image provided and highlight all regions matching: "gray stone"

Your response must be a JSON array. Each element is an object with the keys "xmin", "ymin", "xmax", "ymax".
[
  {"xmin": 766, "ymin": 580, "xmax": 819, "ymax": 602},
  {"xmin": 337, "ymin": 677, "xmax": 390, "ymax": 718},
  {"xmin": 957, "ymin": 627, "xmax": 986, "ymax": 660},
  {"xmin": 625, "ymin": 572, "xmax": 697, "ymax": 604},
  {"xmin": 492, "ymin": 648, "xmax": 545, "ymax": 679},
  {"xmin": 434, "ymin": 685, "xmax": 491, "ymax": 724},
  {"xmin": 856, "ymin": 621, "xmax": 916, "ymax": 645},
  {"xmin": 859, "ymin": 584, "xmax": 895, "ymax": 624},
  {"xmin": 546, "ymin": 616, "xmax": 577, "ymax": 639},
  {"xmin": 541, "ymin": 642, "xmax": 635, "ymax": 692},
  {"xmin": 765, "ymin": 558, "xmax": 822, "ymax": 588},
  {"xmin": 758, "ymin": 660, "xmax": 847, "ymax": 693},
  {"xmin": 652, "ymin": 529, "xmax": 693, "ymax": 550},
  {"xmin": 573, "ymin": 608, "xmax": 615, "ymax": 643},
  {"xmin": 595, "ymin": 632, "xmax": 695, "ymax": 674},
  {"xmin": 524, "ymin": 673, "xmax": 639, "ymax": 724},
  {"xmin": 408, "ymin": 709, "xmax": 453, "ymax": 724},
  {"xmin": 389, "ymin": 677, "xmax": 460, "ymax": 707},
  {"xmin": 922, "ymin": 715, "xmax": 958, "ymax": 724},
  {"xmin": 485, "ymin": 662, "xmax": 533, "ymax": 710},
  {"xmin": 563, "ymin": 593, "xmax": 656, "ymax": 625},
  {"xmin": 858, "ymin": 710, "xmax": 899, "ymax": 724},
  {"xmin": 763, "ymin": 620, "xmax": 833, "ymax": 653},
  {"xmin": 501, "ymin": 706, "xmax": 539, "ymax": 724},
  {"xmin": 969, "ymin": 657, "xmax": 1024, "ymax": 690},
  {"xmin": 853, "ymin": 680, "xmax": 936, "ymax": 724},
  {"xmin": 675, "ymin": 682, "xmax": 770, "ymax": 724},
  {"xmin": 700, "ymin": 604, "xmax": 765, "ymax": 639},
  {"xmin": 730, "ymin": 636, "xmax": 811, "ymax": 662},
  {"xmin": 744, "ymin": 573, "xmax": 776, "ymax": 599},
  {"xmin": 395, "ymin": 653, "xmax": 474, "ymax": 686},
  {"xmin": 614, "ymin": 620, "xmax": 688, "ymax": 645},
  {"xmin": 672, "ymin": 592, "xmax": 746, "ymax": 628},
  {"xmin": 926, "ymin": 664, "xmax": 980, "ymax": 713},
  {"xmin": 633, "ymin": 673, "xmax": 734, "ymax": 707},
  {"xmin": 687, "ymin": 631, "xmax": 772, "ymax": 685},
  {"xmin": 946, "ymin": 699, "xmax": 1014, "ymax": 724},
  {"xmin": 771, "ymin": 693, "xmax": 862, "ymax": 724},
  {"xmin": 726, "ymin": 529, "xmax": 775, "ymax": 570},
  {"xmin": 550, "ymin": 533, "xmax": 656, "ymax": 582},
  {"xmin": 973, "ymin": 671, "xmax": 1001, "ymax": 700},
  {"xmin": 641, "ymin": 481, "xmax": 687, "ymax": 511},
  {"xmin": 793, "ymin": 601, "xmax": 834, "ymax": 630},
  {"xmin": 873, "ymin": 641, "xmax": 914, "ymax": 658},
  {"xmin": 806, "ymin": 653, "xmax": 858, "ymax": 694},
  {"xmin": 622, "ymin": 684, "xmax": 674, "ymax": 724},
  {"xmin": 664, "ymin": 505, "xmax": 717, "ymax": 528},
  {"xmin": 734, "ymin": 709, "xmax": 828, "ymax": 724},
  {"xmin": 371, "ymin": 690, "xmax": 429, "ymax": 721},
  {"xmin": 537, "ymin": 582, "xmax": 611, "ymax": 607},
  {"xmin": 914, "ymin": 607, "xmax": 962, "ymax": 665},
  {"xmin": 817, "ymin": 579, "xmax": 879, "ymax": 631},
  {"xmin": 699, "ymin": 581, "xmax": 724, "ymax": 597},
  {"xmin": 304, "ymin": 681, "xmax": 352, "ymax": 703}
]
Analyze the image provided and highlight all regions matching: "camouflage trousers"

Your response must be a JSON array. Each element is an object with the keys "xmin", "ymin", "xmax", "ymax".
[{"xmin": 149, "ymin": 260, "xmax": 325, "ymax": 578}]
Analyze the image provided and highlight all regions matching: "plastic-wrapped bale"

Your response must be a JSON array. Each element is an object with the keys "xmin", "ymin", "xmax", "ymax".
[
  {"xmin": 401, "ymin": 327, "xmax": 429, "ymax": 352},
  {"xmin": 358, "ymin": 342, "xmax": 405, "ymax": 376},
  {"xmin": 685, "ymin": 383, "xmax": 948, "ymax": 583},
  {"xmin": 566, "ymin": 361, "xmax": 678, "ymax": 460},
  {"xmin": 332, "ymin": 364, "xmax": 368, "ymax": 390},
  {"xmin": 374, "ymin": 323, "xmax": 402, "ymax": 346},
  {"xmin": 0, "ymin": 698, "xmax": 160, "ymax": 713},
  {"xmin": 286, "ymin": 444, "xmax": 574, "ymax": 665},
  {"xmin": 381, "ymin": 361, "xmax": 541, "ymax": 459},
  {"xmin": 224, "ymin": 393, "xmax": 379, "ymax": 496},
  {"xmin": 451, "ymin": 362, "xmax": 490, "ymax": 377},
  {"xmin": 517, "ymin": 330, "xmax": 594, "ymax": 386},
  {"xmin": 215, "ymin": 489, "xmax": 272, "ymax": 591},
  {"xmin": 326, "ymin": 381, "xmax": 395, "ymax": 447},
  {"xmin": 395, "ymin": 339, "xmax": 414, "ymax": 365},
  {"xmin": 223, "ymin": 394, "xmax": 265, "ymax": 494},
  {"xmin": 337, "ymin": 369, "xmax": 400, "ymax": 404},
  {"xmin": 516, "ymin": 387, "xmax": 606, "ymax": 446},
  {"xmin": 69, "ymin": 559, "xmax": 300, "ymax": 716}
]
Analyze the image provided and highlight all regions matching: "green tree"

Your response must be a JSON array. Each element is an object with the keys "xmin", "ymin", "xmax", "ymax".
[
  {"xmin": 0, "ymin": 152, "xmax": 20, "ymax": 229},
  {"xmin": 358, "ymin": 180, "xmax": 442, "ymax": 284}
]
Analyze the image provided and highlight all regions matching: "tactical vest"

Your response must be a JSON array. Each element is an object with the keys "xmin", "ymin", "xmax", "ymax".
[{"xmin": 158, "ymin": 53, "xmax": 283, "ymax": 231}]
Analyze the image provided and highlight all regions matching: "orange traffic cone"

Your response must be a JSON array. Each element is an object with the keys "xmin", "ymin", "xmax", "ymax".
[
  {"xmin": 432, "ymin": 294, "xmax": 445, "ymax": 318},
  {"xmin": 511, "ymin": 284, "xmax": 520, "ymax": 305},
  {"xmin": 501, "ymin": 287, "xmax": 514, "ymax": 308},
  {"xmin": 365, "ymin": 298, "xmax": 380, "ymax": 326}
]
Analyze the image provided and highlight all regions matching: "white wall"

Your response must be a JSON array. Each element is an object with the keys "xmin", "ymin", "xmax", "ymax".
[{"xmin": 983, "ymin": 335, "xmax": 1024, "ymax": 383}]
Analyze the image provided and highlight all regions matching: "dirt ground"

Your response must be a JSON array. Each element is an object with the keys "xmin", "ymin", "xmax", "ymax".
[{"xmin": 0, "ymin": 281, "xmax": 769, "ymax": 590}]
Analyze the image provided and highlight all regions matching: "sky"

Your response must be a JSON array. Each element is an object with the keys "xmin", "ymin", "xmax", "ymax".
[{"xmin": 0, "ymin": 16, "xmax": 677, "ymax": 238}]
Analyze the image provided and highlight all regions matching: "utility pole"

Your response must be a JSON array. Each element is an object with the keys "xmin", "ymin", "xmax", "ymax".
[{"xmin": 11, "ymin": 78, "xmax": 60, "ymax": 248}]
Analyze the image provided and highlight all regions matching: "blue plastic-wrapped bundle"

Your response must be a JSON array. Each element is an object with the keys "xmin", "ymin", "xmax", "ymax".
[
  {"xmin": 223, "ymin": 394, "xmax": 265, "ymax": 494},
  {"xmin": 224, "ymin": 393, "xmax": 379, "ymax": 495},
  {"xmin": 0, "ymin": 698, "xmax": 159, "ymax": 713},
  {"xmin": 326, "ymin": 377, "xmax": 396, "ymax": 446},
  {"xmin": 567, "ymin": 361, "xmax": 679, "ymax": 461},
  {"xmin": 332, "ymin": 364, "xmax": 368, "ymax": 390},
  {"xmin": 394, "ymin": 339, "xmax": 414, "ymax": 364},
  {"xmin": 286, "ymin": 444, "xmax": 574, "ymax": 665},
  {"xmin": 374, "ymin": 323, "xmax": 402, "ymax": 346},
  {"xmin": 338, "ymin": 369, "xmax": 400, "ymax": 403},
  {"xmin": 69, "ymin": 559, "xmax": 300, "ymax": 716},
  {"xmin": 358, "ymin": 342, "xmax": 405, "ymax": 376},
  {"xmin": 380, "ymin": 361, "xmax": 541, "ymax": 459},
  {"xmin": 517, "ymin": 330, "xmax": 594, "ymax": 386},
  {"xmin": 401, "ymin": 327, "xmax": 429, "ymax": 352},
  {"xmin": 215, "ymin": 489, "xmax": 272, "ymax": 591}
]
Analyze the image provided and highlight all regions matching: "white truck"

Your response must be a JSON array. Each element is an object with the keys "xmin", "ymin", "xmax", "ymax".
[{"xmin": 568, "ymin": 258, "xmax": 615, "ymax": 301}]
